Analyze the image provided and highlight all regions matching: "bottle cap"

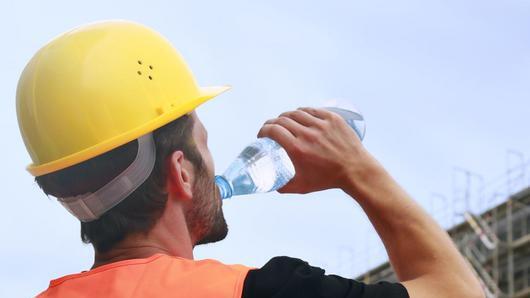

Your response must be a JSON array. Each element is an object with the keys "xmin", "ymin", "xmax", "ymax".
[{"xmin": 324, "ymin": 106, "xmax": 366, "ymax": 140}]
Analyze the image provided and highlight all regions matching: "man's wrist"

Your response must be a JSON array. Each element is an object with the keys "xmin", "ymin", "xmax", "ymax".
[{"xmin": 340, "ymin": 153, "xmax": 389, "ymax": 200}]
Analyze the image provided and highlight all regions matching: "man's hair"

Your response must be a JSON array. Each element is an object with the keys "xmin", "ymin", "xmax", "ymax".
[{"xmin": 35, "ymin": 115, "xmax": 205, "ymax": 252}]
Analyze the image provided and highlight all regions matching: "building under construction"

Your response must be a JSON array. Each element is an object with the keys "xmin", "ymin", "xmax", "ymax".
[{"xmin": 356, "ymin": 186, "xmax": 530, "ymax": 298}]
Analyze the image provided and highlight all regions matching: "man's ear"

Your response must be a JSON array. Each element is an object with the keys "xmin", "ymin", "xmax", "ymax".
[{"xmin": 167, "ymin": 151, "xmax": 193, "ymax": 201}]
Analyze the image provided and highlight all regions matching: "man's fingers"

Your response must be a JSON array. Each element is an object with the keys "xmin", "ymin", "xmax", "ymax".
[
  {"xmin": 279, "ymin": 110, "xmax": 325, "ymax": 128},
  {"xmin": 298, "ymin": 107, "xmax": 335, "ymax": 120},
  {"xmin": 257, "ymin": 123, "xmax": 296, "ymax": 151},
  {"xmin": 274, "ymin": 116, "xmax": 311, "ymax": 137}
]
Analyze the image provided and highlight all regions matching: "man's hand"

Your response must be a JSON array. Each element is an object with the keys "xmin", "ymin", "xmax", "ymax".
[
  {"xmin": 257, "ymin": 107, "xmax": 377, "ymax": 194},
  {"xmin": 259, "ymin": 107, "xmax": 484, "ymax": 298}
]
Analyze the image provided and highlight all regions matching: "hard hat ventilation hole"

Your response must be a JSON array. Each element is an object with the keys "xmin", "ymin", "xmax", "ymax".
[{"xmin": 136, "ymin": 60, "xmax": 153, "ymax": 80}]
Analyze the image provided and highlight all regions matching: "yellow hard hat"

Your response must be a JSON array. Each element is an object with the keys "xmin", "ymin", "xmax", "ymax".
[{"xmin": 17, "ymin": 20, "xmax": 230, "ymax": 176}]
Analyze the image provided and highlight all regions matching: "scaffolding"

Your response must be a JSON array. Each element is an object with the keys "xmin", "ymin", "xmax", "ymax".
[{"xmin": 356, "ymin": 152, "xmax": 530, "ymax": 298}]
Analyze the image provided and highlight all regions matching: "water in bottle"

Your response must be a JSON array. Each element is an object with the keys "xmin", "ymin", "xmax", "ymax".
[
  {"xmin": 215, "ymin": 107, "xmax": 365, "ymax": 199},
  {"xmin": 215, "ymin": 138, "xmax": 295, "ymax": 199}
]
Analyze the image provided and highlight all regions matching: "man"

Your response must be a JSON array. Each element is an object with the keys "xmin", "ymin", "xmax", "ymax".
[{"xmin": 17, "ymin": 20, "xmax": 484, "ymax": 297}]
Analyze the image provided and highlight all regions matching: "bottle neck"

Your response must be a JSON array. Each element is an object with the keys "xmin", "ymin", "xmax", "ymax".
[{"xmin": 215, "ymin": 175, "xmax": 233, "ymax": 199}]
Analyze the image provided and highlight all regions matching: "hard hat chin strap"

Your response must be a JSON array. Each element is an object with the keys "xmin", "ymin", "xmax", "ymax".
[{"xmin": 57, "ymin": 133, "xmax": 156, "ymax": 222}]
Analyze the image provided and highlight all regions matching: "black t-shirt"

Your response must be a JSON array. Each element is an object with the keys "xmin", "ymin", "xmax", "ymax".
[{"xmin": 242, "ymin": 256, "xmax": 409, "ymax": 298}]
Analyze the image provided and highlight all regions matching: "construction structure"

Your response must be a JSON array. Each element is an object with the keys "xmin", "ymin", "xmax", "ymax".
[{"xmin": 356, "ymin": 155, "xmax": 530, "ymax": 298}]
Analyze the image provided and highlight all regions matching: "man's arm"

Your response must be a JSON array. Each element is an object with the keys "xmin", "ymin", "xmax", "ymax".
[
  {"xmin": 342, "ymin": 155, "xmax": 483, "ymax": 298},
  {"xmin": 242, "ymin": 256, "xmax": 409, "ymax": 298},
  {"xmin": 258, "ymin": 107, "xmax": 484, "ymax": 298}
]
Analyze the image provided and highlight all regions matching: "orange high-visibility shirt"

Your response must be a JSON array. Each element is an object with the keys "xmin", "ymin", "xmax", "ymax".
[{"xmin": 37, "ymin": 254, "xmax": 252, "ymax": 298}]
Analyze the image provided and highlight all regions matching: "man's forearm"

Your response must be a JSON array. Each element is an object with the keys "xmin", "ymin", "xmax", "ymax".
[{"xmin": 342, "ymin": 157, "xmax": 483, "ymax": 297}]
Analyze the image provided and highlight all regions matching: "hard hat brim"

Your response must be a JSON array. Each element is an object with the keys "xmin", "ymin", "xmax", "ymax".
[{"xmin": 27, "ymin": 85, "xmax": 231, "ymax": 176}]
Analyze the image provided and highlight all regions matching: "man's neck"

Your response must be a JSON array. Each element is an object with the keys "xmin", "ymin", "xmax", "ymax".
[
  {"xmin": 92, "ymin": 205, "xmax": 194, "ymax": 269},
  {"xmin": 92, "ymin": 243, "xmax": 187, "ymax": 269}
]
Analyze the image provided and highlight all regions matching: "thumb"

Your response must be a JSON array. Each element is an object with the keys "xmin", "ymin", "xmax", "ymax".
[{"xmin": 277, "ymin": 181, "xmax": 298, "ymax": 194}]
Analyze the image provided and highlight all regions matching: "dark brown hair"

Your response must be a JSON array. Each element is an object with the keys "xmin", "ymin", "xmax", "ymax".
[{"xmin": 35, "ymin": 115, "xmax": 205, "ymax": 252}]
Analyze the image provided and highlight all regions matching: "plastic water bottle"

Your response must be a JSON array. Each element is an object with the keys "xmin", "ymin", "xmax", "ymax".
[{"xmin": 215, "ymin": 107, "xmax": 366, "ymax": 199}]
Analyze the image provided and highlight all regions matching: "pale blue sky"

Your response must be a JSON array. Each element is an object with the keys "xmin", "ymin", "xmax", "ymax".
[{"xmin": 1, "ymin": 0, "xmax": 530, "ymax": 296}]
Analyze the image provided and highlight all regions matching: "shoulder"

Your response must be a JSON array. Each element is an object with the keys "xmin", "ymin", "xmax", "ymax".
[
  {"xmin": 156, "ymin": 254, "xmax": 253, "ymax": 282},
  {"xmin": 242, "ymin": 256, "xmax": 409, "ymax": 298},
  {"xmin": 168, "ymin": 254, "xmax": 251, "ymax": 271},
  {"xmin": 37, "ymin": 254, "xmax": 254, "ymax": 298}
]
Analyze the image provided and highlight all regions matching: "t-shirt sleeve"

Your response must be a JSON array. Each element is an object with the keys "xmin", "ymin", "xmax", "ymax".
[{"xmin": 241, "ymin": 256, "xmax": 409, "ymax": 298}]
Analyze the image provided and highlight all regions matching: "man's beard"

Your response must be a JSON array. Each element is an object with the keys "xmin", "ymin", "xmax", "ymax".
[{"xmin": 185, "ymin": 164, "xmax": 228, "ymax": 246}]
